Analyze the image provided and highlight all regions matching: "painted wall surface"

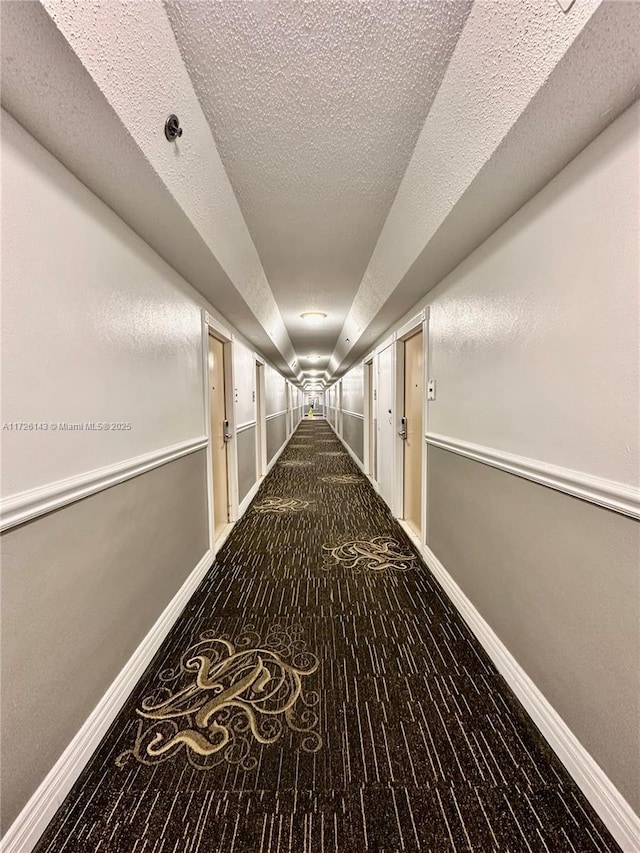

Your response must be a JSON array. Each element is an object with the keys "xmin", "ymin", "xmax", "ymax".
[
  {"xmin": 264, "ymin": 363, "xmax": 288, "ymax": 416},
  {"xmin": 342, "ymin": 414, "xmax": 364, "ymax": 463},
  {"xmin": 233, "ymin": 341, "xmax": 256, "ymax": 428},
  {"xmin": 1, "ymin": 112, "xmax": 205, "ymax": 498},
  {"xmin": 328, "ymin": 103, "xmax": 640, "ymax": 813},
  {"xmin": 0, "ymin": 114, "xmax": 291, "ymax": 835},
  {"xmin": 428, "ymin": 448, "xmax": 640, "ymax": 812},
  {"xmin": 0, "ymin": 451, "xmax": 209, "ymax": 830},
  {"xmin": 236, "ymin": 427, "xmax": 258, "ymax": 502},
  {"xmin": 340, "ymin": 363, "xmax": 364, "ymax": 416},
  {"xmin": 425, "ymin": 101, "xmax": 639, "ymax": 486},
  {"xmin": 266, "ymin": 414, "xmax": 287, "ymax": 462}
]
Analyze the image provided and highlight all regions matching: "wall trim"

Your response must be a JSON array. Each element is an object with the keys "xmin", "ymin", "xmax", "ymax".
[
  {"xmin": 265, "ymin": 410, "xmax": 287, "ymax": 421},
  {"xmin": 328, "ymin": 419, "xmax": 366, "ymax": 473},
  {"xmin": 395, "ymin": 309, "xmax": 425, "ymax": 341},
  {"xmin": 235, "ymin": 419, "xmax": 257, "ymax": 435},
  {"xmin": 265, "ymin": 430, "xmax": 291, "ymax": 473},
  {"xmin": 238, "ymin": 477, "xmax": 262, "ymax": 516},
  {"xmin": 416, "ymin": 542, "xmax": 640, "ymax": 853},
  {"xmin": 0, "ymin": 436, "xmax": 209, "ymax": 533},
  {"xmin": 375, "ymin": 332, "xmax": 395, "ymax": 356},
  {"xmin": 329, "ymin": 410, "xmax": 379, "ymax": 492},
  {"xmin": 426, "ymin": 432, "xmax": 640, "ymax": 520},
  {"xmin": 341, "ymin": 409, "xmax": 365, "ymax": 420},
  {"xmin": 1, "ymin": 547, "xmax": 214, "ymax": 853}
]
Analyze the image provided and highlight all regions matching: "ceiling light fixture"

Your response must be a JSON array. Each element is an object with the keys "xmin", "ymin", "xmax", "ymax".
[
  {"xmin": 301, "ymin": 312, "xmax": 327, "ymax": 325},
  {"xmin": 306, "ymin": 355, "xmax": 321, "ymax": 362}
]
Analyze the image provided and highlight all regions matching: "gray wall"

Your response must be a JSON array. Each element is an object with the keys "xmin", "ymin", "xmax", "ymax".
[
  {"xmin": 0, "ymin": 451, "xmax": 209, "ymax": 830},
  {"xmin": 342, "ymin": 413, "xmax": 364, "ymax": 463},
  {"xmin": 427, "ymin": 447, "xmax": 640, "ymax": 812},
  {"xmin": 266, "ymin": 413, "xmax": 287, "ymax": 463},
  {"xmin": 325, "ymin": 105, "xmax": 640, "ymax": 818},
  {"xmin": 237, "ymin": 426, "xmax": 258, "ymax": 502}
]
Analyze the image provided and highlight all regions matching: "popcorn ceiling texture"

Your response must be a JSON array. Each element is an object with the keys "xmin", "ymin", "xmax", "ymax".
[
  {"xmin": 330, "ymin": 0, "xmax": 607, "ymax": 372},
  {"xmin": 165, "ymin": 0, "xmax": 472, "ymax": 355},
  {"xmin": 3, "ymin": 0, "xmax": 637, "ymax": 385},
  {"xmin": 12, "ymin": 0, "xmax": 297, "ymax": 371}
]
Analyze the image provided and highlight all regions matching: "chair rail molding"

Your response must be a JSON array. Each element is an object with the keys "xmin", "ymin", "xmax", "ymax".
[
  {"xmin": 425, "ymin": 432, "xmax": 640, "ymax": 520},
  {"xmin": 0, "ymin": 436, "xmax": 209, "ymax": 532},
  {"xmin": 265, "ymin": 409, "xmax": 288, "ymax": 421}
]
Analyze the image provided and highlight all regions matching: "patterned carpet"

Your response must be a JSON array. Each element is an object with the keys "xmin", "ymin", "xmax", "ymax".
[{"xmin": 34, "ymin": 420, "xmax": 620, "ymax": 852}]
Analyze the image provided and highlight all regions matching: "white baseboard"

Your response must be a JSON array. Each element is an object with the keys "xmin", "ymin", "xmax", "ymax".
[
  {"xmin": 329, "ymin": 420, "xmax": 379, "ymax": 491},
  {"xmin": 238, "ymin": 478, "xmax": 262, "ymax": 516},
  {"xmin": 265, "ymin": 432, "xmax": 290, "ymax": 474},
  {"xmin": 237, "ymin": 427, "xmax": 298, "ymax": 519},
  {"xmin": 417, "ymin": 542, "xmax": 640, "ymax": 853},
  {"xmin": 1, "ymin": 548, "xmax": 214, "ymax": 853},
  {"xmin": 339, "ymin": 435, "xmax": 366, "ymax": 474},
  {"xmin": 323, "ymin": 422, "xmax": 638, "ymax": 848}
]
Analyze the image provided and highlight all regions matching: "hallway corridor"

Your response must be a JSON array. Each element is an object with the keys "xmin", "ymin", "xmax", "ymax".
[{"xmin": 34, "ymin": 420, "xmax": 618, "ymax": 853}]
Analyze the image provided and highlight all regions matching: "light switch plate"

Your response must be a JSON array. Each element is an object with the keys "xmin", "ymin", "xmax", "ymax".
[{"xmin": 427, "ymin": 379, "xmax": 436, "ymax": 401}]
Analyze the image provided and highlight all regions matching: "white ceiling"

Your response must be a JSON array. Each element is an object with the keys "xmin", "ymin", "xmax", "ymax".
[
  {"xmin": 164, "ymin": 0, "xmax": 472, "ymax": 363},
  {"xmin": 2, "ymin": 0, "xmax": 639, "ymax": 386}
]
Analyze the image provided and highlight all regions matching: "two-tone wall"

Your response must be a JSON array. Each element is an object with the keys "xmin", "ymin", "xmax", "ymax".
[
  {"xmin": 0, "ymin": 111, "xmax": 300, "ymax": 834},
  {"xmin": 327, "ymin": 101, "xmax": 640, "ymax": 837},
  {"xmin": 339, "ymin": 364, "xmax": 365, "ymax": 463}
]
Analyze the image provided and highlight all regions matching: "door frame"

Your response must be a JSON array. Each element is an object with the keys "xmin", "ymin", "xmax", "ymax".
[
  {"xmin": 362, "ymin": 354, "xmax": 375, "ymax": 482},
  {"xmin": 394, "ymin": 309, "xmax": 429, "ymax": 543},
  {"xmin": 374, "ymin": 334, "xmax": 397, "ymax": 512},
  {"xmin": 255, "ymin": 354, "xmax": 267, "ymax": 478},
  {"xmin": 201, "ymin": 311, "xmax": 239, "ymax": 552}
]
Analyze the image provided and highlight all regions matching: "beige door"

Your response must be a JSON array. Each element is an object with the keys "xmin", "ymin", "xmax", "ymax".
[
  {"xmin": 403, "ymin": 330, "xmax": 423, "ymax": 537},
  {"xmin": 208, "ymin": 334, "xmax": 229, "ymax": 539}
]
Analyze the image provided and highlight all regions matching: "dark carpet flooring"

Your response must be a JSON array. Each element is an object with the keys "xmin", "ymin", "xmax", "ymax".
[{"xmin": 34, "ymin": 419, "xmax": 620, "ymax": 852}]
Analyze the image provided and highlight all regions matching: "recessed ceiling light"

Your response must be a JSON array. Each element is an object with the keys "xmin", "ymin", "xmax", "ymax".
[
  {"xmin": 306, "ymin": 355, "xmax": 321, "ymax": 362},
  {"xmin": 301, "ymin": 312, "xmax": 327, "ymax": 325}
]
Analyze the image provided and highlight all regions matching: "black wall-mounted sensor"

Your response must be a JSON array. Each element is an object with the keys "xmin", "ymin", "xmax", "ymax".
[{"xmin": 164, "ymin": 115, "xmax": 183, "ymax": 141}]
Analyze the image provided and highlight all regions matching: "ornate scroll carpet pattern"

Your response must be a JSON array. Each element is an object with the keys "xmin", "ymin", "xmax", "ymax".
[{"xmin": 33, "ymin": 419, "xmax": 620, "ymax": 852}]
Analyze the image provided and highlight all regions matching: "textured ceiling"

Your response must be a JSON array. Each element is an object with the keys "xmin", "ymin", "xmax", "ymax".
[
  {"xmin": 165, "ymin": 0, "xmax": 472, "ymax": 359},
  {"xmin": 2, "ymin": 0, "xmax": 637, "ymax": 388}
]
